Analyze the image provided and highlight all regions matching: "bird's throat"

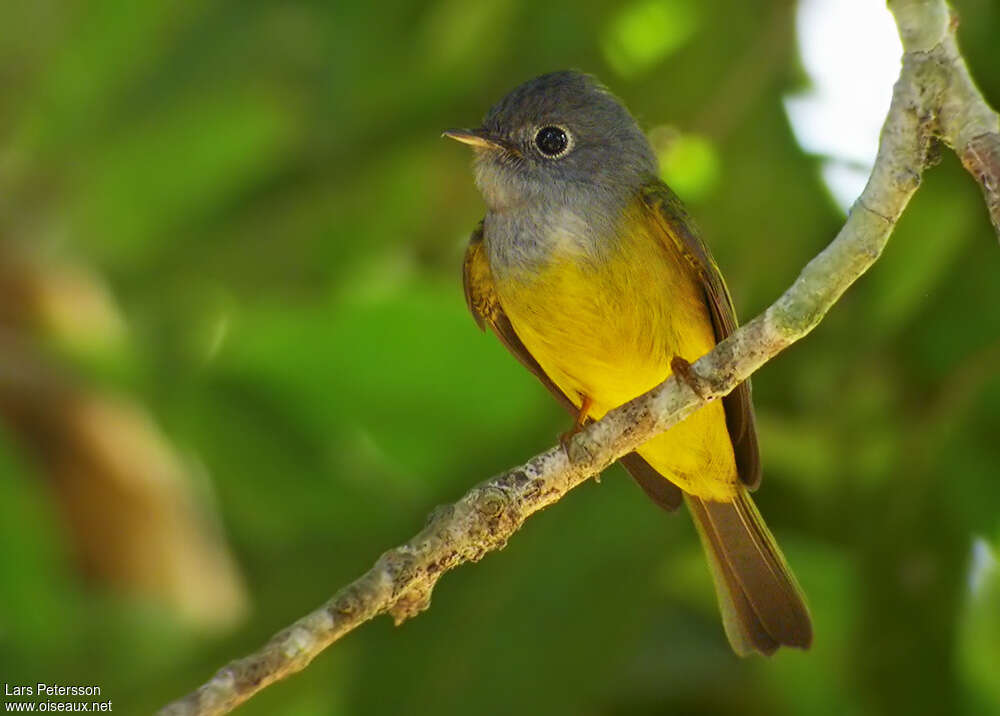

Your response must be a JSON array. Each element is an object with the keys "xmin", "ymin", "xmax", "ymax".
[{"xmin": 483, "ymin": 192, "xmax": 628, "ymax": 282}]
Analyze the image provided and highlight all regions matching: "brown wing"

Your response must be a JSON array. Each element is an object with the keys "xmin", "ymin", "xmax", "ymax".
[
  {"xmin": 463, "ymin": 222, "xmax": 683, "ymax": 511},
  {"xmin": 640, "ymin": 183, "xmax": 761, "ymax": 489}
]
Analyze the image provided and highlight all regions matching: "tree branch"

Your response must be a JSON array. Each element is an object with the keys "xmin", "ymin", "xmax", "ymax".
[
  {"xmin": 160, "ymin": 2, "xmax": 999, "ymax": 714},
  {"xmin": 890, "ymin": 0, "xmax": 1000, "ymax": 238}
]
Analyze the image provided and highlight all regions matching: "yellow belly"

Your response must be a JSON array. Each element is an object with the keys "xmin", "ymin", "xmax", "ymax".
[{"xmin": 493, "ymin": 204, "xmax": 740, "ymax": 501}]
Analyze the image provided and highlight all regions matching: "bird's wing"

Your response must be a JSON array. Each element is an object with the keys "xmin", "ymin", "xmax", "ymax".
[
  {"xmin": 463, "ymin": 222, "xmax": 683, "ymax": 511},
  {"xmin": 640, "ymin": 182, "xmax": 761, "ymax": 489}
]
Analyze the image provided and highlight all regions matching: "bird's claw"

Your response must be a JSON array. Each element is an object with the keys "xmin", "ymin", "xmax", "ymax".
[{"xmin": 670, "ymin": 356, "xmax": 709, "ymax": 400}]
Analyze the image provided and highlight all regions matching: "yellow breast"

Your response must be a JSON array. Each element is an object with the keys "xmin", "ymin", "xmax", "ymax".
[{"xmin": 492, "ymin": 198, "xmax": 740, "ymax": 500}]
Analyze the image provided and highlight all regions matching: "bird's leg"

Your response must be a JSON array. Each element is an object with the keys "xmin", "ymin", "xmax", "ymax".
[
  {"xmin": 559, "ymin": 395, "xmax": 594, "ymax": 452},
  {"xmin": 670, "ymin": 356, "xmax": 710, "ymax": 400},
  {"xmin": 560, "ymin": 395, "xmax": 601, "ymax": 478}
]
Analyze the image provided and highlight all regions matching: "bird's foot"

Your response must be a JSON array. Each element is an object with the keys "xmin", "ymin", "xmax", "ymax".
[
  {"xmin": 560, "ymin": 395, "xmax": 594, "ymax": 456},
  {"xmin": 670, "ymin": 356, "xmax": 710, "ymax": 400}
]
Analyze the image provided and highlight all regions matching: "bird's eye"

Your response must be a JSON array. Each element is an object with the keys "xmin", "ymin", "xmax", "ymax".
[{"xmin": 534, "ymin": 125, "xmax": 571, "ymax": 158}]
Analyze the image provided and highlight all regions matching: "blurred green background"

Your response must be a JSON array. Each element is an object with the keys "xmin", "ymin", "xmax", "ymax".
[{"xmin": 1, "ymin": 0, "xmax": 999, "ymax": 714}]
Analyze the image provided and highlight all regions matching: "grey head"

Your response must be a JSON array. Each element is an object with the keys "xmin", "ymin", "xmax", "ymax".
[
  {"xmin": 445, "ymin": 71, "xmax": 658, "ymax": 272},
  {"xmin": 445, "ymin": 71, "xmax": 657, "ymax": 211}
]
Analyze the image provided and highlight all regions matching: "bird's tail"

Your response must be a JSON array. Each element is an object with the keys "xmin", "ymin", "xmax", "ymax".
[{"xmin": 685, "ymin": 490, "xmax": 812, "ymax": 656}]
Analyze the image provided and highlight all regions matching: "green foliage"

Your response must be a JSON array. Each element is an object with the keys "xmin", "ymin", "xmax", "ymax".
[
  {"xmin": 959, "ymin": 539, "xmax": 1000, "ymax": 713},
  {"xmin": 0, "ymin": 0, "xmax": 998, "ymax": 714},
  {"xmin": 656, "ymin": 132, "xmax": 721, "ymax": 201},
  {"xmin": 601, "ymin": 0, "xmax": 700, "ymax": 77}
]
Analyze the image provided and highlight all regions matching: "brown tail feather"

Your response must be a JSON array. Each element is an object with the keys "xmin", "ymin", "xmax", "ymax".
[{"xmin": 685, "ymin": 491, "xmax": 812, "ymax": 656}]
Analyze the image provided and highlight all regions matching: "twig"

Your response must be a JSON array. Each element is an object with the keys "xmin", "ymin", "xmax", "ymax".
[
  {"xmin": 160, "ymin": 2, "xmax": 998, "ymax": 713},
  {"xmin": 890, "ymin": 0, "xmax": 1000, "ymax": 238}
]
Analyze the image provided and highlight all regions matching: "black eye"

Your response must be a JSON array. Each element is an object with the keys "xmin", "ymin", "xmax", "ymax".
[{"xmin": 534, "ymin": 126, "xmax": 570, "ymax": 157}]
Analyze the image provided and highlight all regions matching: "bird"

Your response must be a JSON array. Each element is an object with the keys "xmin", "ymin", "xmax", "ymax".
[{"xmin": 444, "ymin": 70, "xmax": 812, "ymax": 656}]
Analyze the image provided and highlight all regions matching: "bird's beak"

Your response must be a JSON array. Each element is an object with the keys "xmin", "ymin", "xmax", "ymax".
[{"xmin": 442, "ymin": 128, "xmax": 514, "ymax": 154}]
